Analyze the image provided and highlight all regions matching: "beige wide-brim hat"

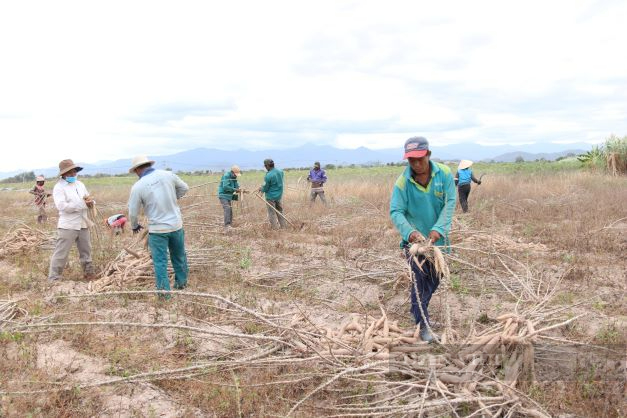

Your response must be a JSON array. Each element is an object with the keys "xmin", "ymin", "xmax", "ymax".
[
  {"xmin": 58, "ymin": 159, "xmax": 83, "ymax": 176},
  {"xmin": 458, "ymin": 160, "xmax": 473, "ymax": 170},
  {"xmin": 231, "ymin": 165, "xmax": 242, "ymax": 177},
  {"xmin": 129, "ymin": 155, "xmax": 155, "ymax": 173}
]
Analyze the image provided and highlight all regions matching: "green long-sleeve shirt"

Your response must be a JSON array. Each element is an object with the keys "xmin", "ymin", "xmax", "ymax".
[
  {"xmin": 260, "ymin": 168, "xmax": 284, "ymax": 201},
  {"xmin": 218, "ymin": 171, "xmax": 239, "ymax": 200},
  {"xmin": 390, "ymin": 161, "xmax": 456, "ymax": 248}
]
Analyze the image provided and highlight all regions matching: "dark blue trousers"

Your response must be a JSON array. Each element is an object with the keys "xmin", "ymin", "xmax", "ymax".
[{"xmin": 406, "ymin": 252, "xmax": 440, "ymax": 327}]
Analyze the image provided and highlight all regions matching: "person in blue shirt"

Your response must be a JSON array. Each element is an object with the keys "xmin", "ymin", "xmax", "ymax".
[
  {"xmin": 390, "ymin": 137, "xmax": 456, "ymax": 342},
  {"xmin": 454, "ymin": 160, "xmax": 481, "ymax": 213},
  {"xmin": 307, "ymin": 161, "xmax": 328, "ymax": 206}
]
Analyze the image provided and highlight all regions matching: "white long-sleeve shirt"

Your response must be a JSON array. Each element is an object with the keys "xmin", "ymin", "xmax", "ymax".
[
  {"xmin": 128, "ymin": 169, "xmax": 189, "ymax": 233},
  {"xmin": 52, "ymin": 179, "xmax": 91, "ymax": 230}
]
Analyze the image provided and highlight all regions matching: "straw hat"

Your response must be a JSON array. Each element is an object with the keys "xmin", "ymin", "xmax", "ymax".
[
  {"xmin": 458, "ymin": 160, "xmax": 473, "ymax": 170},
  {"xmin": 36, "ymin": 175, "xmax": 45, "ymax": 182},
  {"xmin": 128, "ymin": 155, "xmax": 155, "ymax": 173},
  {"xmin": 58, "ymin": 159, "xmax": 83, "ymax": 176}
]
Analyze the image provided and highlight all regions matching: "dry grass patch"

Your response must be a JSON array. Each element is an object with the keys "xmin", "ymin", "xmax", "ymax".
[{"xmin": 1, "ymin": 167, "xmax": 626, "ymax": 417}]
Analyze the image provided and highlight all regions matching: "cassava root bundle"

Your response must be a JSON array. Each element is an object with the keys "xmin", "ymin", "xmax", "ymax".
[
  {"xmin": 289, "ymin": 305, "xmax": 430, "ymax": 361},
  {"xmin": 89, "ymin": 247, "xmax": 231, "ymax": 292},
  {"xmin": 282, "ymin": 304, "xmax": 575, "ymax": 417},
  {"xmin": 0, "ymin": 225, "xmax": 54, "ymax": 258}
]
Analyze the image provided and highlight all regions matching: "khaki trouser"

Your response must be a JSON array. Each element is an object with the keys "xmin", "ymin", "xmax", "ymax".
[
  {"xmin": 48, "ymin": 228, "xmax": 94, "ymax": 280},
  {"xmin": 266, "ymin": 199, "xmax": 287, "ymax": 229},
  {"xmin": 309, "ymin": 188, "xmax": 327, "ymax": 205}
]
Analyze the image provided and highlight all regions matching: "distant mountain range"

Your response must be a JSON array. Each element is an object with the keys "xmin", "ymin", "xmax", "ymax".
[{"xmin": 2, "ymin": 142, "xmax": 592, "ymax": 179}]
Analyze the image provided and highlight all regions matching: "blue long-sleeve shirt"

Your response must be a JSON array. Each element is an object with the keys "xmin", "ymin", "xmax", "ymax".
[
  {"xmin": 128, "ymin": 169, "xmax": 189, "ymax": 233},
  {"xmin": 307, "ymin": 168, "xmax": 327, "ymax": 185},
  {"xmin": 390, "ymin": 161, "xmax": 456, "ymax": 247},
  {"xmin": 455, "ymin": 167, "xmax": 479, "ymax": 186}
]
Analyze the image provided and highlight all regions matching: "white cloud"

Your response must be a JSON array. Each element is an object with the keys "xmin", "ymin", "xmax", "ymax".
[
  {"xmin": 336, "ymin": 133, "xmax": 414, "ymax": 150},
  {"xmin": 0, "ymin": 0, "xmax": 625, "ymax": 171}
]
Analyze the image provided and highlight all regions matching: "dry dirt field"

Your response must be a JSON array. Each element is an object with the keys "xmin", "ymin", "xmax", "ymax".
[{"xmin": 1, "ymin": 166, "xmax": 625, "ymax": 417}]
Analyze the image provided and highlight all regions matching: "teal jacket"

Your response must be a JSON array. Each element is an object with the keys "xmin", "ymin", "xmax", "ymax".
[
  {"xmin": 390, "ymin": 161, "xmax": 456, "ymax": 247},
  {"xmin": 261, "ymin": 168, "xmax": 284, "ymax": 201},
  {"xmin": 218, "ymin": 171, "xmax": 239, "ymax": 200}
]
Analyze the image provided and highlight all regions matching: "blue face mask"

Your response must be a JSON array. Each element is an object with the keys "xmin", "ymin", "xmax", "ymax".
[{"xmin": 65, "ymin": 176, "xmax": 77, "ymax": 183}]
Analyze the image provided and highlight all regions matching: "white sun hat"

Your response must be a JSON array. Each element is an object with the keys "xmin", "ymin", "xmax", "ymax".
[
  {"xmin": 129, "ymin": 155, "xmax": 156, "ymax": 173},
  {"xmin": 458, "ymin": 160, "xmax": 473, "ymax": 170}
]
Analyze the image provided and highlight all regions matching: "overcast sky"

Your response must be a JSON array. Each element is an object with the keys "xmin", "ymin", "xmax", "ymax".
[{"xmin": 1, "ymin": 0, "xmax": 625, "ymax": 171}]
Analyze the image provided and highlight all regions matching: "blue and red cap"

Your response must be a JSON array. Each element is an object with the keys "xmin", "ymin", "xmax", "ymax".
[{"xmin": 403, "ymin": 136, "xmax": 429, "ymax": 159}]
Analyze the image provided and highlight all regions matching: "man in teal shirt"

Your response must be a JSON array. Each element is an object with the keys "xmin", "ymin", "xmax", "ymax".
[
  {"xmin": 390, "ymin": 137, "xmax": 456, "ymax": 342},
  {"xmin": 218, "ymin": 165, "xmax": 241, "ymax": 229},
  {"xmin": 258, "ymin": 158, "xmax": 286, "ymax": 229}
]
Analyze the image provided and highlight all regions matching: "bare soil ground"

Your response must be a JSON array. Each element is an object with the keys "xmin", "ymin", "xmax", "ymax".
[{"xmin": 1, "ymin": 170, "xmax": 625, "ymax": 417}]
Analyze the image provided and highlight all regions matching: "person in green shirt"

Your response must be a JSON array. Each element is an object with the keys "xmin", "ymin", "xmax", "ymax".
[
  {"xmin": 218, "ymin": 165, "xmax": 242, "ymax": 229},
  {"xmin": 258, "ymin": 158, "xmax": 287, "ymax": 229},
  {"xmin": 390, "ymin": 137, "xmax": 456, "ymax": 342}
]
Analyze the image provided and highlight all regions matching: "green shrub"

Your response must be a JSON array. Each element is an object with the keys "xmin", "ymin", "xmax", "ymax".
[{"xmin": 578, "ymin": 135, "xmax": 627, "ymax": 175}]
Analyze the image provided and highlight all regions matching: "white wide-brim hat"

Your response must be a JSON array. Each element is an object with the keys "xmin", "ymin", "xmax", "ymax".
[
  {"xmin": 458, "ymin": 160, "xmax": 473, "ymax": 170},
  {"xmin": 129, "ymin": 155, "xmax": 156, "ymax": 173}
]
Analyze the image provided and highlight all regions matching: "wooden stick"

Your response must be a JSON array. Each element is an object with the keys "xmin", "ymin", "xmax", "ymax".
[{"xmin": 253, "ymin": 192, "xmax": 301, "ymax": 229}]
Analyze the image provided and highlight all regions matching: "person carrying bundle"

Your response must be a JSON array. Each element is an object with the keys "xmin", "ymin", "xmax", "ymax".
[
  {"xmin": 218, "ymin": 165, "xmax": 242, "ymax": 231},
  {"xmin": 390, "ymin": 137, "xmax": 456, "ymax": 342},
  {"xmin": 454, "ymin": 160, "xmax": 481, "ymax": 213},
  {"xmin": 29, "ymin": 175, "xmax": 51, "ymax": 223},
  {"xmin": 48, "ymin": 160, "xmax": 97, "ymax": 282}
]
